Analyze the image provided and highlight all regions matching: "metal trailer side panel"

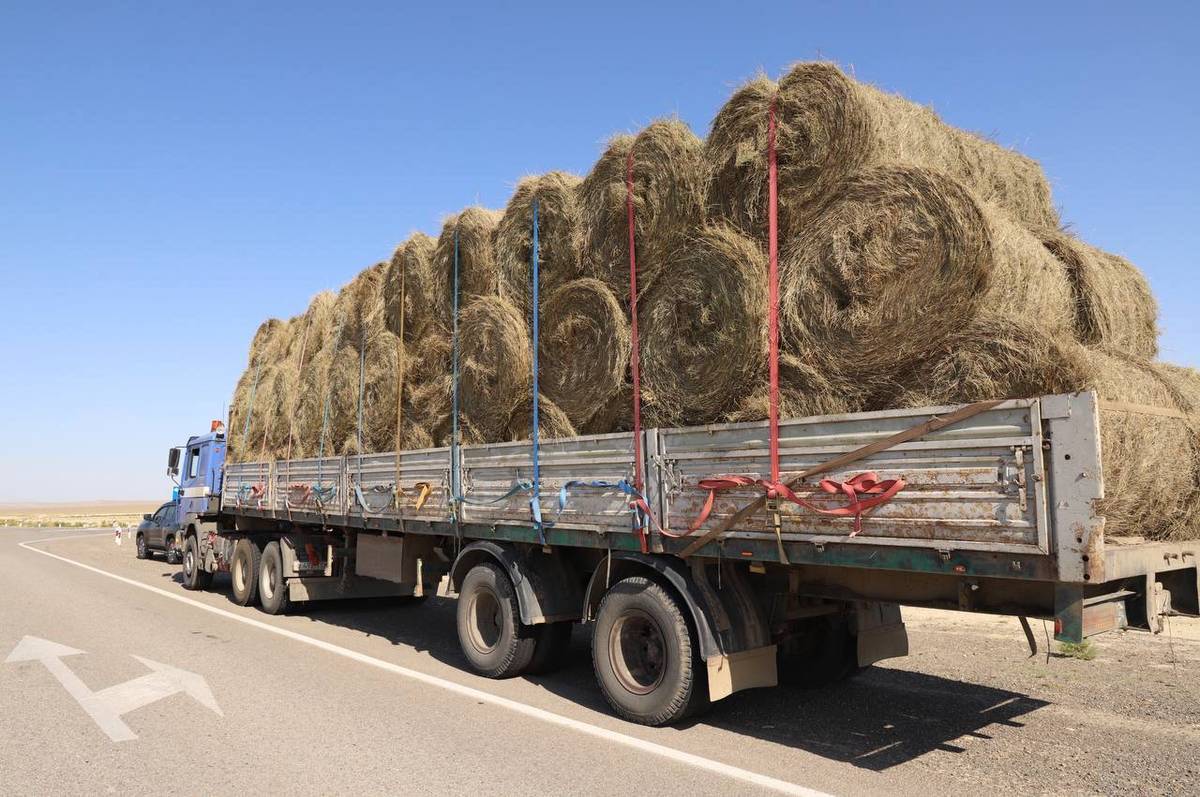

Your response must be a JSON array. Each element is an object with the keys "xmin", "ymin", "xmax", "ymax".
[
  {"xmin": 457, "ymin": 431, "xmax": 647, "ymax": 536},
  {"xmin": 344, "ymin": 447, "xmax": 453, "ymax": 524},
  {"xmin": 654, "ymin": 399, "xmax": 1051, "ymax": 554}
]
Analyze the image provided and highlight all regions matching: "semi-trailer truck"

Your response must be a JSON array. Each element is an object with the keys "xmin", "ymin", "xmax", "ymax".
[{"xmin": 169, "ymin": 392, "xmax": 1198, "ymax": 726}]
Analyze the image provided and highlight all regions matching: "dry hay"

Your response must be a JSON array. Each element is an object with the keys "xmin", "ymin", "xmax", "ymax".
[
  {"xmin": 1037, "ymin": 229, "xmax": 1158, "ymax": 358},
  {"xmin": 458, "ymin": 296, "xmax": 532, "ymax": 441},
  {"xmin": 494, "ymin": 172, "xmax": 585, "ymax": 316},
  {"xmin": 579, "ymin": 383, "xmax": 634, "ymax": 435},
  {"xmin": 579, "ymin": 120, "xmax": 706, "ymax": 299},
  {"xmin": 705, "ymin": 62, "xmax": 1058, "ymax": 241},
  {"xmin": 359, "ymin": 329, "xmax": 404, "ymax": 454},
  {"xmin": 505, "ymin": 393, "xmax": 577, "ymax": 441},
  {"xmin": 539, "ymin": 278, "xmax": 631, "ymax": 429},
  {"xmin": 335, "ymin": 262, "xmax": 387, "ymax": 351},
  {"xmin": 384, "ymin": 233, "xmax": 442, "ymax": 343},
  {"xmin": 406, "ymin": 330, "xmax": 453, "ymax": 436},
  {"xmin": 1087, "ymin": 351, "xmax": 1200, "ymax": 541},
  {"xmin": 431, "ymin": 207, "xmax": 503, "ymax": 304},
  {"xmin": 727, "ymin": 353, "xmax": 865, "ymax": 423},
  {"xmin": 640, "ymin": 224, "xmax": 767, "ymax": 426},
  {"xmin": 781, "ymin": 165, "xmax": 1074, "ymax": 393}
]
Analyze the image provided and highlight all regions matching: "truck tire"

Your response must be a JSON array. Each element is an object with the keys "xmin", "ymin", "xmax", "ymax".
[
  {"xmin": 181, "ymin": 536, "xmax": 211, "ymax": 590},
  {"xmin": 527, "ymin": 622, "xmax": 573, "ymax": 675},
  {"xmin": 135, "ymin": 533, "xmax": 149, "ymax": 560},
  {"xmin": 777, "ymin": 615, "xmax": 858, "ymax": 688},
  {"xmin": 455, "ymin": 562, "xmax": 536, "ymax": 678},
  {"xmin": 592, "ymin": 576, "xmax": 708, "ymax": 726},
  {"xmin": 258, "ymin": 541, "xmax": 291, "ymax": 615},
  {"xmin": 230, "ymin": 539, "xmax": 261, "ymax": 607}
]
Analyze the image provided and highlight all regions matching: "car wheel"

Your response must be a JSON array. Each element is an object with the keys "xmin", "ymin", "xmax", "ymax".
[
  {"xmin": 135, "ymin": 533, "xmax": 148, "ymax": 560},
  {"xmin": 164, "ymin": 536, "xmax": 181, "ymax": 565}
]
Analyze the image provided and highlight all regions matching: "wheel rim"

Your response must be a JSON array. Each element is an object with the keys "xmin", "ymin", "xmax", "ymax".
[
  {"xmin": 137, "ymin": 537, "xmax": 145, "ymax": 555},
  {"xmin": 609, "ymin": 609, "xmax": 667, "ymax": 695},
  {"xmin": 262, "ymin": 559, "xmax": 276, "ymax": 600},
  {"xmin": 466, "ymin": 586, "xmax": 503, "ymax": 654},
  {"xmin": 184, "ymin": 547, "xmax": 194, "ymax": 575},
  {"xmin": 233, "ymin": 555, "xmax": 246, "ymax": 593}
]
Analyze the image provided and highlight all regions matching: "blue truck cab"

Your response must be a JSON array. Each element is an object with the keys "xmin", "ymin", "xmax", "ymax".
[{"xmin": 170, "ymin": 422, "xmax": 227, "ymax": 524}]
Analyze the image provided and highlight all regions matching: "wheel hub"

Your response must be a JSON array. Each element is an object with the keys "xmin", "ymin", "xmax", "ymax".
[
  {"xmin": 609, "ymin": 609, "xmax": 667, "ymax": 695},
  {"xmin": 467, "ymin": 587, "xmax": 502, "ymax": 653}
]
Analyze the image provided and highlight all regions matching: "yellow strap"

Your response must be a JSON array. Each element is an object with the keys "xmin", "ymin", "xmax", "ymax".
[{"xmin": 413, "ymin": 482, "xmax": 432, "ymax": 511}]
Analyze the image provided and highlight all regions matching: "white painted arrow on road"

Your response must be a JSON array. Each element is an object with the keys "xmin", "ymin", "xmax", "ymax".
[{"xmin": 5, "ymin": 636, "xmax": 222, "ymax": 742}]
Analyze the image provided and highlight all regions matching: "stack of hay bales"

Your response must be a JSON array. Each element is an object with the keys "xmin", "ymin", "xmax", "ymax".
[{"xmin": 226, "ymin": 61, "xmax": 1197, "ymax": 540}]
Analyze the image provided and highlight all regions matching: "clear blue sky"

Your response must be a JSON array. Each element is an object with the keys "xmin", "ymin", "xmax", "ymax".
[{"xmin": 2, "ymin": 1, "xmax": 1197, "ymax": 502}]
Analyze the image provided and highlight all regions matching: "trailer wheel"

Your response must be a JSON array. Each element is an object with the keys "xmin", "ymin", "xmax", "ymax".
[
  {"xmin": 230, "ymin": 539, "xmax": 261, "ymax": 607},
  {"xmin": 592, "ymin": 576, "xmax": 708, "ymax": 726},
  {"xmin": 258, "ymin": 541, "xmax": 291, "ymax": 615},
  {"xmin": 527, "ymin": 622, "xmax": 573, "ymax": 675},
  {"xmin": 455, "ymin": 562, "xmax": 536, "ymax": 678},
  {"xmin": 777, "ymin": 615, "xmax": 858, "ymax": 688},
  {"xmin": 181, "ymin": 536, "xmax": 211, "ymax": 591},
  {"xmin": 135, "ymin": 533, "xmax": 149, "ymax": 560}
]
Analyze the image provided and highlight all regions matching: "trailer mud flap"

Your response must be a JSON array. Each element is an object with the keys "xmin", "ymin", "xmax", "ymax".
[
  {"xmin": 706, "ymin": 645, "xmax": 778, "ymax": 702},
  {"xmin": 855, "ymin": 603, "xmax": 909, "ymax": 666}
]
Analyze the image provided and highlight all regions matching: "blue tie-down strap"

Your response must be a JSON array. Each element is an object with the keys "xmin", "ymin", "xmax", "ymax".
[
  {"xmin": 553, "ymin": 479, "xmax": 658, "ymax": 534},
  {"xmin": 353, "ymin": 482, "xmax": 396, "ymax": 515},
  {"xmin": 455, "ymin": 479, "xmax": 535, "ymax": 507}
]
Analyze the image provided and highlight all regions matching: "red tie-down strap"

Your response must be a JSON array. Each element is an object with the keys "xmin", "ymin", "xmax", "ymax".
[{"xmin": 683, "ymin": 472, "xmax": 906, "ymax": 538}]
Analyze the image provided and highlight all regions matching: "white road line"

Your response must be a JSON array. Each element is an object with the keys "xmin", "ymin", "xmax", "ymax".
[{"xmin": 17, "ymin": 535, "xmax": 831, "ymax": 797}]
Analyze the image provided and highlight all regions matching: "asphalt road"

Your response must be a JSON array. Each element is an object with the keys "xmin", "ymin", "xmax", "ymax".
[{"xmin": 2, "ymin": 528, "xmax": 1197, "ymax": 796}]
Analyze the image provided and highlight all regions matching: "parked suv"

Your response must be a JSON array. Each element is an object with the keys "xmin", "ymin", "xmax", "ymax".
[{"xmin": 136, "ymin": 500, "xmax": 181, "ymax": 563}]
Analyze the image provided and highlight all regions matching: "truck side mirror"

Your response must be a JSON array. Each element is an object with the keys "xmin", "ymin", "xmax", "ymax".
[{"xmin": 167, "ymin": 447, "xmax": 180, "ymax": 476}]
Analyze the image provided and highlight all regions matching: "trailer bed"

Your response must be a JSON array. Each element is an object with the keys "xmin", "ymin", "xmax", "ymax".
[{"xmin": 220, "ymin": 391, "xmax": 1199, "ymax": 641}]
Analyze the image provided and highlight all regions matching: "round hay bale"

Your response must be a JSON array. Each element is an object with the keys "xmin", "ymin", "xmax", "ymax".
[
  {"xmin": 335, "ymin": 262, "xmax": 387, "ymax": 351},
  {"xmin": 579, "ymin": 383, "xmax": 634, "ymax": 435},
  {"xmin": 384, "ymin": 233, "xmax": 442, "ymax": 343},
  {"xmin": 324, "ymin": 344, "xmax": 363, "ymax": 458},
  {"xmin": 505, "ymin": 393, "xmax": 577, "ymax": 442},
  {"xmin": 1037, "ymin": 229, "xmax": 1158, "ymax": 358},
  {"xmin": 360, "ymin": 329, "xmax": 404, "ymax": 454},
  {"xmin": 705, "ymin": 62, "xmax": 1058, "ymax": 240},
  {"xmin": 579, "ymin": 120, "xmax": 706, "ymax": 299},
  {"xmin": 495, "ymin": 172, "xmax": 585, "ymax": 316},
  {"xmin": 1086, "ymin": 351, "xmax": 1200, "ymax": 541},
  {"xmin": 640, "ymin": 224, "xmax": 767, "ymax": 426},
  {"xmin": 459, "ymin": 295, "xmax": 532, "ymax": 442},
  {"xmin": 292, "ymin": 342, "xmax": 335, "ymax": 458},
  {"xmin": 781, "ymin": 165, "xmax": 1074, "ymax": 390},
  {"xmin": 727, "ymin": 354, "xmax": 864, "ymax": 423},
  {"xmin": 539, "ymin": 278, "xmax": 631, "ymax": 429},
  {"xmin": 871, "ymin": 315, "xmax": 1095, "ymax": 408},
  {"xmin": 431, "ymin": 207, "xmax": 503, "ymax": 303}
]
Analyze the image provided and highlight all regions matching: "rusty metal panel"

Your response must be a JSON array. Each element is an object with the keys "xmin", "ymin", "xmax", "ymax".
[
  {"xmin": 344, "ymin": 448, "xmax": 453, "ymax": 523},
  {"xmin": 458, "ymin": 432, "xmax": 645, "ymax": 535},
  {"xmin": 655, "ymin": 399, "xmax": 1050, "ymax": 552},
  {"xmin": 270, "ymin": 456, "xmax": 346, "ymax": 515},
  {"xmin": 1042, "ymin": 392, "xmax": 1104, "ymax": 583}
]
